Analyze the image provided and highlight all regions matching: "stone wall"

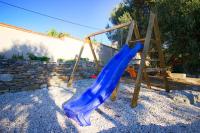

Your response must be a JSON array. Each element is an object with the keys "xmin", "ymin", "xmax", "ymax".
[{"xmin": 0, "ymin": 59, "xmax": 96, "ymax": 93}]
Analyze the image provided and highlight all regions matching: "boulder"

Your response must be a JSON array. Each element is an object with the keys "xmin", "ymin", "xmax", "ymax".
[
  {"xmin": 170, "ymin": 90, "xmax": 195, "ymax": 105},
  {"xmin": 40, "ymin": 84, "xmax": 48, "ymax": 89}
]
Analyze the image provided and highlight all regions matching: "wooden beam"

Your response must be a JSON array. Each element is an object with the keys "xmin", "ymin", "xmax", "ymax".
[
  {"xmin": 110, "ymin": 20, "xmax": 135, "ymax": 101},
  {"xmin": 87, "ymin": 37, "xmax": 99, "ymax": 71},
  {"xmin": 67, "ymin": 44, "xmax": 85, "ymax": 87},
  {"xmin": 143, "ymin": 68, "xmax": 151, "ymax": 89},
  {"xmin": 129, "ymin": 39, "xmax": 157, "ymax": 44},
  {"xmin": 133, "ymin": 21, "xmax": 151, "ymax": 90},
  {"xmin": 126, "ymin": 21, "xmax": 135, "ymax": 44},
  {"xmin": 133, "ymin": 22, "xmax": 140, "ymax": 39},
  {"xmin": 153, "ymin": 16, "xmax": 170, "ymax": 92},
  {"xmin": 87, "ymin": 22, "xmax": 131, "ymax": 38},
  {"xmin": 110, "ymin": 83, "xmax": 119, "ymax": 101},
  {"xmin": 145, "ymin": 67, "xmax": 167, "ymax": 72},
  {"xmin": 132, "ymin": 58, "xmax": 160, "ymax": 62},
  {"xmin": 131, "ymin": 12, "xmax": 156, "ymax": 107}
]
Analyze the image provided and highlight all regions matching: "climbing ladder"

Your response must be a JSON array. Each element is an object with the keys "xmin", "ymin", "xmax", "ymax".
[
  {"xmin": 131, "ymin": 12, "xmax": 169, "ymax": 107},
  {"xmin": 111, "ymin": 12, "xmax": 170, "ymax": 107}
]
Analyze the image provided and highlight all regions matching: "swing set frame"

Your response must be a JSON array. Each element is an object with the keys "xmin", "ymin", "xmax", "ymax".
[{"xmin": 67, "ymin": 12, "xmax": 170, "ymax": 107}]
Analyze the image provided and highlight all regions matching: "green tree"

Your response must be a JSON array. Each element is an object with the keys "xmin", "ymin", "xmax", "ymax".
[
  {"xmin": 107, "ymin": 0, "xmax": 200, "ymax": 75},
  {"xmin": 107, "ymin": 0, "xmax": 153, "ymax": 46},
  {"xmin": 47, "ymin": 29, "xmax": 70, "ymax": 38},
  {"xmin": 58, "ymin": 32, "xmax": 70, "ymax": 38},
  {"xmin": 47, "ymin": 29, "xmax": 58, "ymax": 37},
  {"xmin": 155, "ymin": 0, "xmax": 200, "ymax": 75}
]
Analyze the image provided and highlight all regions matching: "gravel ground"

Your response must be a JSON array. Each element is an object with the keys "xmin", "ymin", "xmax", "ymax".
[{"xmin": 0, "ymin": 79, "xmax": 200, "ymax": 133}]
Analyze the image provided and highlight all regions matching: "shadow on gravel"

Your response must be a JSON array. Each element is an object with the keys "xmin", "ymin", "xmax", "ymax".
[
  {"xmin": 98, "ymin": 119, "xmax": 200, "ymax": 133},
  {"xmin": 63, "ymin": 79, "xmax": 94, "ymax": 104},
  {"xmin": 158, "ymin": 89, "xmax": 200, "ymax": 108},
  {"xmin": 96, "ymin": 83, "xmax": 200, "ymax": 133},
  {"xmin": 0, "ymin": 89, "xmax": 78, "ymax": 132},
  {"xmin": 0, "ymin": 43, "xmax": 80, "ymax": 132}
]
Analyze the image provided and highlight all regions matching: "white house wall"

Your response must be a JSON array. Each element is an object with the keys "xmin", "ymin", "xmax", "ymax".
[{"xmin": 0, "ymin": 24, "xmax": 116, "ymax": 65}]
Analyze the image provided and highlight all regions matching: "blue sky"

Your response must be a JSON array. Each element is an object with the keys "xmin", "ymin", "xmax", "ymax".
[{"xmin": 0, "ymin": 0, "xmax": 122, "ymax": 44}]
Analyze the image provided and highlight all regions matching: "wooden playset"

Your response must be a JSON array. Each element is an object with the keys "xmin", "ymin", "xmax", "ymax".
[{"xmin": 67, "ymin": 12, "xmax": 169, "ymax": 107}]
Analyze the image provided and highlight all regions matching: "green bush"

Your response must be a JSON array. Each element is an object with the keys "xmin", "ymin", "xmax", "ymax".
[
  {"xmin": 57, "ymin": 58, "xmax": 64, "ymax": 63},
  {"xmin": 28, "ymin": 53, "xmax": 50, "ymax": 62},
  {"xmin": 0, "ymin": 55, "xmax": 4, "ymax": 59},
  {"xmin": 80, "ymin": 58, "xmax": 89, "ymax": 61},
  {"xmin": 12, "ymin": 54, "xmax": 24, "ymax": 60},
  {"xmin": 56, "ymin": 57, "xmax": 90, "ymax": 64},
  {"xmin": 65, "ymin": 59, "xmax": 76, "ymax": 64}
]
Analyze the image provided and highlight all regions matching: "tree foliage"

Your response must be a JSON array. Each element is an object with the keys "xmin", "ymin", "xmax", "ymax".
[
  {"xmin": 47, "ymin": 29, "xmax": 70, "ymax": 38},
  {"xmin": 107, "ymin": 0, "xmax": 200, "ymax": 75}
]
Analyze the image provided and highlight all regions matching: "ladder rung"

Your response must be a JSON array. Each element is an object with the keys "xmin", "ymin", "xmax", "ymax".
[
  {"xmin": 149, "ymin": 51, "xmax": 158, "ymax": 53},
  {"xmin": 146, "ymin": 58, "xmax": 159, "ymax": 62},
  {"xmin": 149, "ymin": 59, "xmax": 160, "ymax": 62},
  {"xmin": 129, "ymin": 39, "xmax": 158, "ymax": 44},
  {"xmin": 133, "ymin": 58, "xmax": 159, "ymax": 62},
  {"xmin": 145, "ymin": 68, "xmax": 167, "ymax": 72}
]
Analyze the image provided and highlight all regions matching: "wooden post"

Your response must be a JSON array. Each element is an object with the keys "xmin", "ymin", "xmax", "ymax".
[
  {"xmin": 110, "ymin": 20, "xmax": 135, "ymax": 101},
  {"xmin": 153, "ymin": 16, "xmax": 170, "ymax": 92},
  {"xmin": 133, "ymin": 22, "xmax": 140, "ymax": 39},
  {"xmin": 134, "ymin": 22, "xmax": 151, "ymax": 89},
  {"xmin": 143, "ymin": 68, "xmax": 151, "ymax": 89},
  {"xmin": 87, "ymin": 22, "xmax": 131, "ymax": 37},
  {"xmin": 110, "ymin": 83, "xmax": 119, "ymax": 101},
  {"xmin": 131, "ymin": 12, "xmax": 156, "ymax": 107},
  {"xmin": 87, "ymin": 37, "xmax": 99, "ymax": 71},
  {"xmin": 67, "ymin": 44, "xmax": 85, "ymax": 87},
  {"xmin": 126, "ymin": 21, "xmax": 135, "ymax": 44}
]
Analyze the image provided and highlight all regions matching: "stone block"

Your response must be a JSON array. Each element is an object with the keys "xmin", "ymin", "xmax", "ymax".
[
  {"xmin": 170, "ymin": 90, "xmax": 195, "ymax": 105},
  {"xmin": 0, "ymin": 74, "xmax": 13, "ymax": 81},
  {"xmin": 40, "ymin": 84, "xmax": 48, "ymax": 89}
]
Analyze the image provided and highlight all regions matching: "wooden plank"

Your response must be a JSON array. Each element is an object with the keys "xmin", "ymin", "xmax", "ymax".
[
  {"xmin": 87, "ymin": 37, "xmax": 99, "ymax": 71},
  {"xmin": 143, "ymin": 68, "xmax": 151, "ymax": 89},
  {"xmin": 133, "ymin": 22, "xmax": 140, "ymax": 39},
  {"xmin": 134, "ymin": 21, "xmax": 151, "ymax": 90},
  {"xmin": 131, "ymin": 12, "xmax": 156, "ymax": 107},
  {"xmin": 132, "ymin": 58, "xmax": 159, "ymax": 62},
  {"xmin": 153, "ymin": 16, "xmax": 170, "ymax": 92},
  {"xmin": 87, "ymin": 22, "xmax": 131, "ymax": 38},
  {"xmin": 110, "ymin": 20, "xmax": 135, "ymax": 101},
  {"xmin": 146, "ymin": 67, "xmax": 167, "ymax": 72},
  {"xmin": 110, "ymin": 83, "xmax": 119, "ymax": 101},
  {"xmin": 126, "ymin": 21, "xmax": 135, "ymax": 44},
  {"xmin": 129, "ymin": 39, "xmax": 157, "ymax": 44},
  {"xmin": 67, "ymin": 44, "xmax": 85, "ymax": 87}
]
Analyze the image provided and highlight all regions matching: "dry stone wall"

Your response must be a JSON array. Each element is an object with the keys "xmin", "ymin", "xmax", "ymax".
[{"xmin": 0, "ymin": 59, "xmax": 96, "ymax": 93}]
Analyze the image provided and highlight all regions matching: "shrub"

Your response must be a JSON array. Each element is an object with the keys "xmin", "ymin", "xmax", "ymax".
[
  {"xmin": 12, "ymin": 54, "xmax": 24, "ymax": 60},
  {"xmin": 0, "ymin": 55, "xmax": 5, "ymax": 59},
  {"xmin": 57, "ymin": 58, "xmax": 64, "ymax": 63},
  {"xmin": 28, "ymin": 53, "xmax": 50, "ymax": 62},
  {"xmin": 80, "ymin": 58, "xmax": 89, "ymax": 61},
  {"xmin": 65, "ymin": 59, "xmax": 76, "ymax": 64}
]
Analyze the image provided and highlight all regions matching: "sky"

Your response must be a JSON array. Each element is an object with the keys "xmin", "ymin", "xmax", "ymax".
[{"xmin": 0, "ymin": 0, "xmax": 122, "ymax": 44}]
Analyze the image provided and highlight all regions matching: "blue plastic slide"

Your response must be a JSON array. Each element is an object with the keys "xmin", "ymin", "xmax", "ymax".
[{"xmin": 63, "ymin": 42, "xmax": 143, "ymax": 126}]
